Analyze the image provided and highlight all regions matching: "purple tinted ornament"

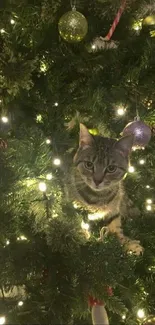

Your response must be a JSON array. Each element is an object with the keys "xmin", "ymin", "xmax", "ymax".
[{"xmin": 122, "ymin": 117, "xmax": 151, "ymax": 148}]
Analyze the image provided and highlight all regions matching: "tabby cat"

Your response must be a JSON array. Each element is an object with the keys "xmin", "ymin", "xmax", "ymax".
[{"xmin": 71, "ymin": 123, "xmax": 143, "ymax": 255}]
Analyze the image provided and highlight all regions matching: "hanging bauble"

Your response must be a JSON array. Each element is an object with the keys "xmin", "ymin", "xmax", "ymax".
[
  {"xmin": 58, "ymin": 9, "xmax": 88, "ymax": 43},
  {"xmin": 142, "ymin": 315, "xmax": 155, "ymax": 325},
  {"xmin": 142, "ymin": 15, "xmax": 155, "ymax": 37},
  {"xmin": 122, "ymin": 117, "xmax": 151, "ymax": 148}
]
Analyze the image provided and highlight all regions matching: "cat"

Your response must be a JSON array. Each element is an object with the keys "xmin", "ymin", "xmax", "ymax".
[{"xmin": 70, "ymin": 123, "xmax": 143, "ymax": 255}]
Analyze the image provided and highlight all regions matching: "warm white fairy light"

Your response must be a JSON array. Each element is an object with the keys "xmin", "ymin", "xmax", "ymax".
[
  {"xmin": 146, "ymin": 205, "xmax": 152, "ymax": 211},
  {"xmin": 6, "ymin": 240, "xmax": 10, "ymax": 245},
  {"xmin": 39, "ymin": 182, "xmax": 47, "ymax": 192},
  {"xmin": 18, "ymin": 301, "xmax": 24, "ymax": 306},
  {"xmin": 137, "ymin": 309, "xmax": 145, "ymax": 319},
  {"xmin": 128, "ymin": 166, "xmax": 135, "ymax": 173},
  {"xmin": 1, "ymin": 116, "xmax": 8, "ymax": 123},
  {"xmin": 146, "ymin": 199, "xmax": 152, "ymax": 204},
  {"xmin": 0, "ymin": 29, "xmax": 5, "ymax": 34},
  {"xmin": 46, "ymin": 173, "xmax": 53, "ymax": 180},
  {"xmin": 53, "ymin": 158, "xmax": 61, "ymax": 166},
  {"xmin": 81, "ymin": 220, "xmax": 89, "ymax": 230},
  {"xmin": 40, "ymin": 62, "xmax": 47, "ymax": 73},
  {"xmin": 54, "ymin": 102, "xmax": 59, "ymax": 106},
  {"xmin": 117, "ymin": 107, "xmax": 126, "ymax": 116},
  {"xmin": 146, "ymin": 185, "xmax": 150, "ymax": 189},
  {"xmin": 73, "ymin": 203, "xmax": 78, "ymax": 209},
  {"xmin": 10, "ymin": 19, "xmax": 15, "ymax": 24},
  {"xmin": 91, "ymin": 44, "xmax": 96, "ymax": 50},
  {"xmin": 0, "ymin": 316, "xmax": 6, "ymax": 325},
  {"xmin": 17, "ymin": 235, "xmax": 27, "ymax": 241},
  {"xmin": 46, "ymin": 139, "xmax": 51, "ymax": 144},
  {"xmin": 139, "ymin": 159, "xmax": 145, "ymax": 165},
  {"xmin": 122, "ymin": 315, "xmax": 126, "ymax": 320},
  {"xmin": 36, "ymin": 114, "xmax": 42, "ymax": 123}
]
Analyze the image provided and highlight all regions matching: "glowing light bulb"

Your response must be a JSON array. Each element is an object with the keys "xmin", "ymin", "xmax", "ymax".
[
  {"xmin": 139, "ymin": 159, "xmax": 145, "ymax": 165},
  {"xmin": 146, "ymin": 199, "xmax": 152, "ymax": 204},
  {"xmin": 54, "ymin": 102, "xmax": 59, "ymax": 106},
  {"xmin": 73, "ymin": 203, "xmax": 78, "ymax": 209},
  {"xmin": 122, "ymin": 315, "xmax": 126, "ymax": 320},
  {"xmin": 18, "ymin": 235, "xmax": 27, "ymax": 241},
  {"xmin": 0, "ymin": 316, "xmax": 6, "ymax": 325},
  {"xmin": 18, "ymin": 301, "xmax": 24, "ymax": 306},
  {"xmin": 6, "ymin": 240, "xmax": 10, "ymax": 245},
  {"xmin": 91, "ymin": 44, "xmax": 96, "ymax": 50},
  {"xmin": 81, "ymin": 220, "xmax": 89, "ymax": 230},
  {"xmin": 137, "ymin": 309, "xmax": 145, "ymax": 319},
  {"xmin": 10, "ymin": 19, "xmax": 15, "ymax": 24},
  {"xmin": 0, "ymin": 29, "xmax": 5, "ymax": 34},
  {"xmin": 128, "ymin": 166, "xmax": 135, "ymax": 173},
  {"xmin": 36, "ymin": 114, "xmax": 42, "ymax": 123},
  {"xmin": 1, "ymin": 116, "xmax": 8, "ymax": 123},
  {"xmin": 46, "ymin": 173, "xmax": 52, "ymax": 180},
  {"xmin": 146, "ymin": 185, "xmax": 150, "ymax": 189},
  {"xmin": 53, "ymin": 158, "xmax": 61, "ymax": 166},
  {"xmin": 46, "ymin": 139, "xmax": 51, "ymax": 144},
  {"xmin": 117, "ymin": 107, "xmax": 125, "ymax": 116},
  {"xmin": 146, "ymin": 205, "xmax": 152, "ymax": 211},
  {"xmin": 39, "ymin": 182, "xmax": 47, "ymax": 192}
]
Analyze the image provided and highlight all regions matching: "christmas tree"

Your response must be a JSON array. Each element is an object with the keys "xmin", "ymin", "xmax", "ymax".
[{"xmin": 0, "ymin": 0, "xmax": 155, "ymax": 324}]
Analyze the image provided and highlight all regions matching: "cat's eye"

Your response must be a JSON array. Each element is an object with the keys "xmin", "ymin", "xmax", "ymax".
[
  {"xmin": 84, "ymin": 161, "xmax": 94, "ymax": 170},
  {"xmin": 106, "ymin": 165, "xmax": 117, "ymax": 173}
]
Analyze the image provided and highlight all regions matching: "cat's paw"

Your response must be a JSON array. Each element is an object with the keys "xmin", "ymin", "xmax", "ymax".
[{"xmin": 125, "ymin": 240, "xmax": 143, "ymax": 256}]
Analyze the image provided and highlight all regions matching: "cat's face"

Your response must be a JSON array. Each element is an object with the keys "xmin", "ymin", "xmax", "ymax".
[{"xmin": 73, "ymin": 124, "xmax": 134, "ymax": 191}]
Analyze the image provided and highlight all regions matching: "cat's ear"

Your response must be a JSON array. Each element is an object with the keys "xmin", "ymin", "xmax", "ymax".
[
  {"xmin": 115, "ymin": 135, "xmax": 134, "ymax": 156},
  {"xmin": 79, "ymin": 123, "xmax": 94, "ymax": 148}
]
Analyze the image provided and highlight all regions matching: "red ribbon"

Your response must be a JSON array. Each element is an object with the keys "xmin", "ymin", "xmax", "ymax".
[{"xmin": 88, "ymin": 287, "xmax": 113, "ymax": 306}]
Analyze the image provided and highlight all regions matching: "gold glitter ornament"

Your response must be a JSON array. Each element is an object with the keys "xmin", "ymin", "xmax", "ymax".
[
  {"xmin": 58, "ymin": 9, "xmax": 88, "ymax": 43},
  {"xmin": 142, "ymin": 15, "xmax": 155, "ymax": 37}
]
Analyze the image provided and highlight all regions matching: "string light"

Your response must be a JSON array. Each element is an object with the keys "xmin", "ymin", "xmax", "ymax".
[
  {"xmin": 46, "ymin": 173, "xmax": 53, "ymax": 180},
  {"xmin": 146, "ymin": 185, "xmax": 150, "ymax": 189},
  {"xmin": 40, "ymin": 62, "xmax": 47, "ymax": 73},
  {"xmin": 146, "ymin": 205, "xmax": 152, "ymax": 211},
  {"xmin": 81, "ymin": 220, "xmax": 89, "ymax": 230},
  {"xmin": 46, "ymin": 139, "xmax": 51, "ymax": 144},
  {"xmin": 139, "ymin": 159, "xmax": 145, "ymax": 165},
  {"xmin": 122, "ymin": 315, "xmax": 126, "ymax": 320},
  {"xmin": 128, "ymin": 166, "xmax": 135, "ymax": 173},
  {"xmin": 137, "ymin": 309, "xmax": 145, "ymax": 319},
  {"xmin": 73, "ymin": 203, "xmax": 78, "ymax": 209},
  {"xmin": 91, "ymin": 44, "xmax": 96, "ymax": 50},
  {"xmin": 39, "ymin": 182, "xmax": 47, "ymax": 192},
  {"xmin": 0, "ymin": 316, "xmax": 6, "ymax": 325},
  {"xmin": 1, "ymin": 116, "xmax": 8, "ymax": 123},
  {"xmin": 6, "ymin": 240, "xmax": 10, "ymax": 245},
  {"xmin": 53, "ymin": 158, "xmax": 61, "ymax": 166},
  {"xmin": 17, "ymin": 235, "xmax": 27, "ymax": 241},
  {"xmin": 117, "ymin": 107, "xmax": 126, "ymax": 116},
  {"xmin": 18, "ymin": 301, "xmax": 24, "ymax": 306},
  {"xmin": 54, "ymin": 102, "xmax": 59, "ymax": 106},
  {"xmin": 146, "ymin": 199, "xmax": 152, "ymax": 204},
  {"xmin": 10, "ymin": 19, "xmax": 15, "ymax": 24},
  {"xmin": 0, "ymin": 29, "xmax": 5, "ymax": 34},
  {"xmin": 36, "ymin": 114, "xmax": 42, "ymax": 123}
]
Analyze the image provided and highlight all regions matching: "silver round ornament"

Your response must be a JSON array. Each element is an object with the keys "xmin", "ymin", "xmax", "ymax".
[
  {"xmin": 122, "ymin": 117, "xmax": 151, "ymax": 148},
  {"xmin": 58, "ymin": 9, "xmax": 88, "ymax": 43}
]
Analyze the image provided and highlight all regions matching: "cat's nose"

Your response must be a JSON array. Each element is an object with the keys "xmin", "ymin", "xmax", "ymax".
[{"xmin": 94, "ymin": 179, "xmax": 102, "ymax": 186}]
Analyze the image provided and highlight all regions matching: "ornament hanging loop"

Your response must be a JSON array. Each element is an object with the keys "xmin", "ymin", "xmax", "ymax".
[{"xmin": 70, "ymin": 0, "xmax": 76, "ymax": 10}]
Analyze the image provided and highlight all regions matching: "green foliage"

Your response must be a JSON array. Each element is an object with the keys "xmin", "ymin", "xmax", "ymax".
[{"xmin": 0, "ymin": 0, "xmax": 155, "ymax": 324}]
